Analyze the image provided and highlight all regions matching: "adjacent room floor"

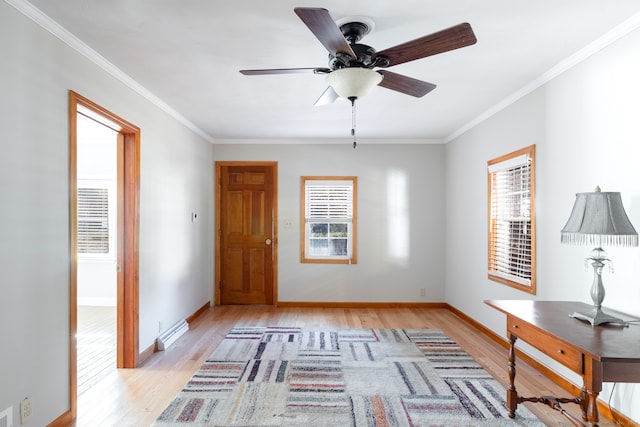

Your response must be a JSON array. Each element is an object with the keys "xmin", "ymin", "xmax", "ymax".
[{"xmin": 77, "ymin": 305, "xmax": 116, "ymax": 396}]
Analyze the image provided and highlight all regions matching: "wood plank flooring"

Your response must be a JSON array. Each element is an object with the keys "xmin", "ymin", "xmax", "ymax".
[
  {"xmin": 71, "ymin": 305, "xmax": 624, "ymax": 426},
  {"xmin": 77, "ymin": 306, "xmax": 116, "ymax": 396}
]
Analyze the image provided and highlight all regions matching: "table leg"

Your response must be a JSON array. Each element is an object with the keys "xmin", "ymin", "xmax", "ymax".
[
  {"xmin": 583, "ymin": 358, "xmax": 602, "ymax": 425},
  {"xmin": 581, "ymin": 388, "xmax": 600, "ymax": 426},
  {"xmin": 507, "ymin": 334, "xmax": 518, "ymax": 418}
]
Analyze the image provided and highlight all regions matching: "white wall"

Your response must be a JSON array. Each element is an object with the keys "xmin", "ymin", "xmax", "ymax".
[
  {"xmin": 445, "ymin": 26, "xmax": 640, "ymax": 422},
  {"xmin": 0, "ymin": 2, "xmax": 214, "ymax": 425},
  {"xmin": 212, "ymin": 142, "xmax": 446, "ymax": 303}
]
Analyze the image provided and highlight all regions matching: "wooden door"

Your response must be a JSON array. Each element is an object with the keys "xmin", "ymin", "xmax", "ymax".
[{"xmin": 216, "ymin": 163, "xmax": 277, "ymax": 305}]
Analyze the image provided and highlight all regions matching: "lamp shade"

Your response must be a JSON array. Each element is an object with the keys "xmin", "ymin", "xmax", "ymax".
[
  {"xmin": 326, "ymin": 68, "xmax": 383, "ymax": 99},
  {"xmin": 561, "ymin": 190, "xmax": 638, "ymax": 247}
]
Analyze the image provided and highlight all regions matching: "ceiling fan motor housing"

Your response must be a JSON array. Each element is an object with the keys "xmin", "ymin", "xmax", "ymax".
[
  {"xmin": 329, "ymin": 43, "xmax": 380, "ymax": 69},
  {"xmin": 328, "ymin": 44, "xmax": 390, "ymax": 70}
]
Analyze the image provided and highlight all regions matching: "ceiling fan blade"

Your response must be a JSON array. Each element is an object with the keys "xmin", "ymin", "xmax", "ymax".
[
  {"xmin": 377, "ymin": 70, "xmax": 436, "ymax": 97},
  {"xmin": 314, "ymin": 87, "xmax": 339, "ymax": 106},
  {"xmin": 294, "ymin": 7, "xmax": 356, "ymax": 59},
  {"xmin": 375, "ymin": 23, "xmax": 477, "ymax": 67},
  {"xmin": 240, "ymin": 67, "xmax": 330, "ymax": 75}
]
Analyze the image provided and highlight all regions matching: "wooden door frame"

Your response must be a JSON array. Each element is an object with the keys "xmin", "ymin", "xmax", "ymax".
[
  {"xmin": 214, "ymin": 161, "xmax": 278, "ymax": 305},
  {"xmin": 68, "ymin": 91, "xmax": 140, "ymax": 419}
]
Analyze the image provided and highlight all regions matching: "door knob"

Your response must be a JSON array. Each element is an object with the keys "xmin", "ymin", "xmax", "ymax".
[{"xmin": 265, "ymin": 239, "xmax": 272, "ymax": 245}]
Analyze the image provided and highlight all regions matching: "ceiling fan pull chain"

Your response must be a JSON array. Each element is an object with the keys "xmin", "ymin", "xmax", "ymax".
[{"xmin": 350, "ymin": 96, "xmax": 357, "ymax": 149}]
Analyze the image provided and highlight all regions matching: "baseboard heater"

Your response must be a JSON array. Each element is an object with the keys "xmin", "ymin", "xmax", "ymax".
[{"xmin": 156, "ymin": 319, "xmax": 189, "ymax": 351}]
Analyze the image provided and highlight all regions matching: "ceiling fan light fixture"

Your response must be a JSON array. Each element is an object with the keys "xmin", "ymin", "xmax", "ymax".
[{"xmin": 326, "ymin": 68, "xmax": 382, "ymax": 99}]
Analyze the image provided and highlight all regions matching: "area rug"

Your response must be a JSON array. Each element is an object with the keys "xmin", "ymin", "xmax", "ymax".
[{"xmin": 153, "ymin": 327, "xmax": 544, "ymax": 426}]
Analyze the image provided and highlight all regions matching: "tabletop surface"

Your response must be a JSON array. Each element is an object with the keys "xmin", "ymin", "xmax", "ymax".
[{"xmin": 485, "ymin": 300, "xmax": 640, "ymax": 362}]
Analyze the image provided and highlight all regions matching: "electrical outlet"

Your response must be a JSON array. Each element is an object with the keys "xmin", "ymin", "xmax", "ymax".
[
  {"xmin": 419, "ymin": 288, "xmax": 426, "ymax": 297},
  {"xmin": 0, "ymin": 406, "xmax": 13, "ymax": 427},
  {"xmin": 20, "ymin": 397, "xmax": 32, "ymax": 423}
]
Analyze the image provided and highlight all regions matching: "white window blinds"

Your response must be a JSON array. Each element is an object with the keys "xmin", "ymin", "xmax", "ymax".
[
  {"xmin": 77, "ymin": 187, "xmax": 109, "ymax": 254},
  {"xmin": 305, "ymin": 180, "xmax": 353, "ymax": 220},
  {"xmin": 488, "ymin": 152, "xmax": 533, "ymax": 287}
]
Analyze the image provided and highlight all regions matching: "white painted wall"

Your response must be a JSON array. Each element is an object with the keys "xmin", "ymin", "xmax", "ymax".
[
  {"xmin": 0, "ymin": 2, "xmax": 214, "ymax": 425},
  {"xmin": 445, "ymin": 26, "xmax": 640, "ymax": 422},
  {"xmin": 212, "ymin": 142, "xmax": 446, "ymax": 303}
]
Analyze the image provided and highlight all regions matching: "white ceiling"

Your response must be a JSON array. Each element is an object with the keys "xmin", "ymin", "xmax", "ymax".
[{"xmin": 20, "ymin": 0, "xmax": 640, "ymax": 142}]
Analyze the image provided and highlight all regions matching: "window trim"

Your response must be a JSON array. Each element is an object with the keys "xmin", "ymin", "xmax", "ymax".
[
  {"xmin": 300, "ymin": 176, "xmax": 358, "ymax": 264},
  {"xmin": 487, "ymin": 145, "xmax": 536, "ymax": 294}
]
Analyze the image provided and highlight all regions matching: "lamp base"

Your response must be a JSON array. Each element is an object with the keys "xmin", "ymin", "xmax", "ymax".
[{"xmin": 570, "ymin": 308, "xmax": 628, "ymax": 327}]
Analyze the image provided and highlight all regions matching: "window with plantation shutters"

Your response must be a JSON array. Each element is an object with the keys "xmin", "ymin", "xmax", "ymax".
[
  {"xmin": 301, "ymin": 176, "xmax": 357, "ymax": 263},
  {"xmin": 487, "ymin": 145, "xmax": 536, "ymax": 294},
  {"xmin": 77, "ymin": 187, "xmax": 110, "ymax": 254}
]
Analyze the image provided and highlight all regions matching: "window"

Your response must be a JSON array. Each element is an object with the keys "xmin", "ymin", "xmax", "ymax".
[
  {"xmin": 487, "ymin": 145, "xmax": 536, "ymax": 293},
  {"xmin": 77, "ymin": 181, "xmax": 114, "ymax": 256},
  {"xmin": 301, "ymin": 176, "xmax": 357, "ymax": 264}
]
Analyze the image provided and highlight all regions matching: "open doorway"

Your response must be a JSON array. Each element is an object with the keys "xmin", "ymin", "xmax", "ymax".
[
  {"xmin": 68, "ymin": 91, "xmax": 141, "ymax": 421},
  {"xmin": 76, "ymin": 113, "xmax": 118, "ymax": 394}
]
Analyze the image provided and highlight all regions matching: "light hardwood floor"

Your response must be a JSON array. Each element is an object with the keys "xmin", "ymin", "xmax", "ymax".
[
  {"xmin": 72, "ymin": 305, "xmax": 624, "ymax": 426},
  {"xmin": 77, "ymin": 306, "xmax": 116, "ymax": 395}
]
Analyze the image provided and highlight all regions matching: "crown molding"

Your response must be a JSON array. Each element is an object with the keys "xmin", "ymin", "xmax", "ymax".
[
  {"xmin": 5, "ymin": 0, "xmax": 215, "ymax": 144},
  {"xmin": 445, "ymin": 11, "xmax": 640, "ymax": 143}
]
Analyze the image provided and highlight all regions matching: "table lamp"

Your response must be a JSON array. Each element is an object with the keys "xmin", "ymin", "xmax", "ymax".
[{"xmin": 560, "ymin": 186, "xmax": 638, "ymax": 326}]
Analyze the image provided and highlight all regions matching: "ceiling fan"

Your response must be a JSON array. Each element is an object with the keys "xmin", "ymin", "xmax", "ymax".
[{"xmin": 240, "ymin": 7, "xmax": 477, "ymax": 105}]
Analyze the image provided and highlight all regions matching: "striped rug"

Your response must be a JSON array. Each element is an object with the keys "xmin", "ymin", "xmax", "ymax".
[{"xmin": 153, "ymin": 327, "xmax": 544, "ymax": 426}]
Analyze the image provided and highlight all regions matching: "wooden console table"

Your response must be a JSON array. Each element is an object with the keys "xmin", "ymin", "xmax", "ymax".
[{"xmin": 485, "ymin": 300, "xmax": 640, "ymax": 426}]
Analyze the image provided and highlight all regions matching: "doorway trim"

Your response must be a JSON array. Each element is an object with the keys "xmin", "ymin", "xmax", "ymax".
[
  {"xmin": 214, "ymin": 161, "xmax": 278, "ymax": 305},
  {"xmin": 68, "ymin": 91, "xmax": 140, "ymax": 419}
]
